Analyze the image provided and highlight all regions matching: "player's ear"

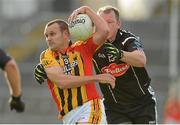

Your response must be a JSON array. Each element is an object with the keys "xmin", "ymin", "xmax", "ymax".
[
  {"xmin": 117, "ymin": 20, "xmax": 121, "ymax": 29},
  {"xmin": 63, "ymin": 29, "xmax": 70, "ymax": 37}
]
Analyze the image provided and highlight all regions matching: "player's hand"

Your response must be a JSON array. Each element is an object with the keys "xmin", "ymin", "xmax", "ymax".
[
  {"xmin": 9, "ymin": 95, "xmax": 25, "ymax": 113},
  {"xmin": 98, "ymin": 73, "xmax": 116, "ymax": 88},
  {"xmin": 93, "ymin": 42, "xmax": 122, "ymax": 70},
  {"xmin": 34, "ymin": 63, "xmax": 47, "ymax": 84},
  {"xmin": 104, "ymin": 43, "xmax": 119, "ymax": 57},
  {"xmin": 103, "ymin": 43, "xmax": 123, "ymax": 59},
  {"xmin": 68, "ymin": 6, "xmax": 88, "ymax": 23}
]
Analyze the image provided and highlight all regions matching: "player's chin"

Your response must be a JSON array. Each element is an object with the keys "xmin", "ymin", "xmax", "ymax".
[
  {"xmin": 107, "ymin": 34, "xmax": 112, "ymax": 41},
  {"xmin": 49, "ymin": 46, "xmax": 57, "ymax": 51}
]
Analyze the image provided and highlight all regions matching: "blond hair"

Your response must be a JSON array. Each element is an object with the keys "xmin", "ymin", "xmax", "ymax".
[{"xmin": 97, "ymin": 5, "xmax": 120, "ymax": 21}]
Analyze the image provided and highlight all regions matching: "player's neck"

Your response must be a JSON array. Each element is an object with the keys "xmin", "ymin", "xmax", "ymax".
[{"xmin": 57, "ymin": 41, "xmax": 71, "ymax": 53}]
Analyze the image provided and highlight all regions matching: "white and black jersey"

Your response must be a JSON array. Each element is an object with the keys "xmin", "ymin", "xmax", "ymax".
[
  {"xmin": 93, "ymin": 29, "xmax": 155, "ymax": 105},
  {"xmin": 93, "ymin": 29, "xmax": 157, "ymax": 124}
]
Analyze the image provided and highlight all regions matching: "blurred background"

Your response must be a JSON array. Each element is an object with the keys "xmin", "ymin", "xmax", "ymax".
[{"xmin": 0, "ymin": 0, "xmax": 179, "ymax": 123}]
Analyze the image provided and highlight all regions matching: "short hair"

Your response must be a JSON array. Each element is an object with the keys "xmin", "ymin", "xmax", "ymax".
[
  {"xmin": 45, "ymin": 19, "xmax": 70, "ymax": 34},
  {"xmin": 97, "ymin": 5, "xmax": 120, "ymax": 21}
]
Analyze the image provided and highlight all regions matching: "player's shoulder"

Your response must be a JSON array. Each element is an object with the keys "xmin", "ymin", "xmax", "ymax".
[
  {"xmin": 40, "ymin": 48, "xmax": 54, "ymax": 60},
  {"xmin": 119, "ymin": 29, "xmax": 137, "ymax": 38},
  {"xmin": 0, "ymin": 48, "xmax": 7, "ymax": 55},
  {"xmin": 117, "ymin": 29, "xmax": 140, "ymax": 45},
  {"xmin": 71, "ymin": 37, "xmax": 94, "ymax": 49},
  {"xmin": 72, "ymin": 41, "xmax": 84, "ymax": 47}
]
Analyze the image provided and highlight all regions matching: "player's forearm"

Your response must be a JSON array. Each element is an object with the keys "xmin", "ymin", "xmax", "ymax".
[
  {"xmin": 85, "ymin": 6, "xmax": 109, "ymax": 36},
  {"xmin": 84, "ymin": 6, "xmax": 109, "ymax": 46},
  {"xmin": 49, "ymin": 74, "xmax": 99, "ymax": 89},
  {"xmin": 4, "ymin": 60, "xmax": 21, "ymax": 97},
  {"xmin": 121, "ymin": 50, "xmax": 147, "ymax": 67}
]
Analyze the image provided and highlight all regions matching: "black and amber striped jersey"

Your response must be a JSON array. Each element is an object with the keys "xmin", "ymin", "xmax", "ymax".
[
  {"xmin": 93, "ymin": 29, "xmax": 153, "ymax": 106},
  {"xmin": 40, "ymin": 37, "xmax": 101, "ymax": 117}
]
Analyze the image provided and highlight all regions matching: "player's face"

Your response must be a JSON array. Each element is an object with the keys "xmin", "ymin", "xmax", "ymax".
[
  {"xmin": 44, "ymin": 23, "xmax": 66, "ymax": 51},
  {"xmin": 99, "ymin": 11, "xmax": 120, "ymax": 41}
]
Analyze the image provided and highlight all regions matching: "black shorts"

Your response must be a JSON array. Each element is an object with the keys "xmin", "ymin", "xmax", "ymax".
[
  {"xmin": 104, "ymin": 97, "xmax": 157, "ymax": 124},
  {"xmin": 0, "ymin": 48, "xmax": 11, "ymax": 70}
]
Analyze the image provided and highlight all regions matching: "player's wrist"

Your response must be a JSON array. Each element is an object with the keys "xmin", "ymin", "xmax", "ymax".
[
  {"xmin": 119, "ymin": 50, "xmax": 124, "ymax": 59},
  {"xmin": 83, "ymin": 6, "xmax": 91, "ymax": 14},
  {"xmin": 11, "ymin": 94, "xmax": 21, "ymax": 101}
]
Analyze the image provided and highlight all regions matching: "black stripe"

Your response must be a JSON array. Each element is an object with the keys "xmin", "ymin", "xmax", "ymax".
[
  {"xmin": 77, "ymin": 87, "xmax": 82, "ymax": 106},
  {"xmin": 58, "ymin": 88, "xmax": 65, "ymax": 116},
  {"xmin": 74, "ymin": 56, "xmax": 80, "ymax": 75},
  {"xmin": 67, "ymin": 88, "xmax": 73, "ymax": 112},
  {"xmin": 74, "ymin": 56, "xmax": 83, "ymax": 106},
  {"xmin": 60, "ymin": 109, "xmax": 65, "ymax": 117}
]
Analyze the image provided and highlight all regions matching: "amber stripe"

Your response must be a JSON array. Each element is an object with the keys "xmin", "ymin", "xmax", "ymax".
[{"xmin": 88, "ymin": 99, "xmax": 102, "ymax": 124}]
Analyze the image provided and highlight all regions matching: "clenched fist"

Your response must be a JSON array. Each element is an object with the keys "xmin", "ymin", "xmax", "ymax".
[{"xmin": 9, "ymin": 95, "xmax": 25, "ymax": 113}]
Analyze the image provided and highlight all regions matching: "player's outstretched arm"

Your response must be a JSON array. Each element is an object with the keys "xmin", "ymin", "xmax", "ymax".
[
  {"xmin": 4, "ymin": 59, "xmax": 25, "ymax": 112},
  {"xmin": 45, "ymin": 66, "xmax": 115, "ymax": 89}
]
